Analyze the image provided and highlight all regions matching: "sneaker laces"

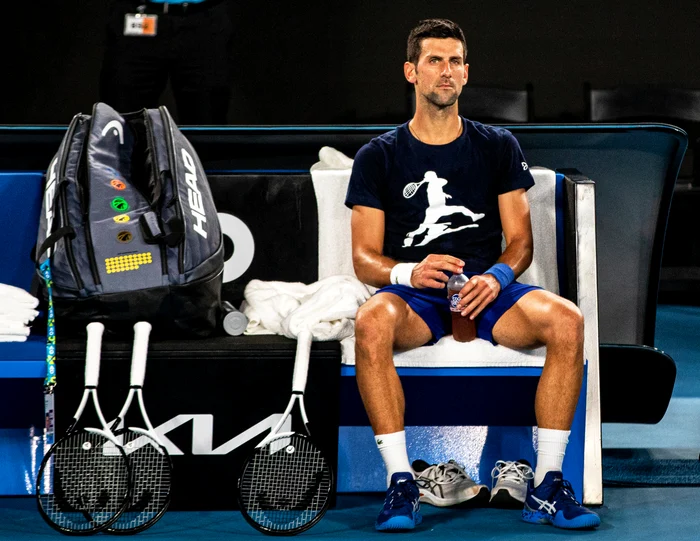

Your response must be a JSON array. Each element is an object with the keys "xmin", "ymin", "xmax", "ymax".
[
  {"xmin": 556, "ymin": 479, "xmax": 582, "ymax": 505},
  {"xmin": 490, "ymin": 460, "xmax": 534, "ymax": 490},
  {"xmin": 416, "ymin": 460, "xmax": 473, "ymax": 489},
  {"xmin": 385, "ymin": 478, "xmax": 418, "ymax": 510}
]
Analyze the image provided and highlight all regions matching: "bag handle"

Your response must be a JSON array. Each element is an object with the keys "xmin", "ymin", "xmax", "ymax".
[{"xmin": 34, "ymin": 226, "xmax": 76, "ymax": 264}]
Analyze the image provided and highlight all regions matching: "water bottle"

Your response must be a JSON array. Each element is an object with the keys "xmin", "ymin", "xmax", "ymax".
[
  {"xmin": 447, "ymin": 273, "xmax": 476, "ymax": 342},
  {"xmin": 221, "ymin": 301, "xmax": 248, "ymax": 336}
]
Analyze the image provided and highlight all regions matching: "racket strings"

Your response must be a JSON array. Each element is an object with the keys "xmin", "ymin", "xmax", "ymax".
[
  {"xmin": 109, "ymin": 430, "xmax": 172, "ymax": 531},
  {"xmin": 240, "ymin": 435, "xmax": 332, "ymax": 532},
  {"xmin": 403, "ymin": 183, "xmax": 418, "ymax": 197},
  {"xmin": 37, "ymin": 431, "xmax": 130, "ymax": 532}
]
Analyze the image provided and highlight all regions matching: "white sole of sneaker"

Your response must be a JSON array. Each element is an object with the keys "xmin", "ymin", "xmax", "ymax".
[{"xmin": 419, "ymin": 485, "xmax": 490, "ymax": 507}]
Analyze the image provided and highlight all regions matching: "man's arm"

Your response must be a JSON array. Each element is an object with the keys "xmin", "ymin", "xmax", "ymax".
[
  {"xmin": 496, "ymin": 188, "xmax": 534, "ymax": 277},
  {"xmin": 351, "ymin": 205, "xmax": 394, "ymax": 287},
  {"xmin": 456, "ymin": 188, "xmax": 533, "ymax": 318},
  {"xmin": 351, "ymin": 205, "xmax": 464, "ymax": 289}
]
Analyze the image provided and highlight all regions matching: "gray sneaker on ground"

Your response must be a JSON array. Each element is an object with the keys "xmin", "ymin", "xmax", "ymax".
[
  {"xmin": 412, "ymin": 459, "xmax": 490, "ymax": 508},
  {"xmin": 489, "ymin": 459, "xmax": 534, "ymax": 508}
]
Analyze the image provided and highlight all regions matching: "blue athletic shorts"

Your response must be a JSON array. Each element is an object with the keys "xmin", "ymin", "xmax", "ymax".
[{"xmin": 376, "ymin": 279, "xmax": 541, "ymax": 345}]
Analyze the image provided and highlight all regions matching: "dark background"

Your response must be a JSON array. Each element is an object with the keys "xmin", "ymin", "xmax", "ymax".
[
  {"xmin": 2, "ymin": 0, "xmax": 699, "ymax": 303},
  {"xmin": 4, "ymin": 1, "xmax": 700, "ymax": 126}
]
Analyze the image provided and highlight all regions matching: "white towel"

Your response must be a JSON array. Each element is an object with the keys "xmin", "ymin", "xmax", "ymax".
[
  {"xmin": 0, "ymin": 320, "xmax": 28, "ymax": 331},
  {"xmin": 0, "ymin": 299, "xmax": 40, "ymax": 312},
  {"xmin": 508, "ymin": 167, "xmax": 559, "ymax": 294},
  {"xmin": 0, "ymin": 326, "xmax": 31, "ymax": 337},
  {"xmin": 0, "ymin": 335, "xmax": 28, "ymax": 342},
  {"xmin": 0, "ymin": 314, "xmax": 35, "ymax": 326},
  {"xmin": 242, "ymin": 275, "xmax": 372, "ymax": 342},
  {"xmin": 0, "ymin": 283, "xmax": 40, "ymax": 308},
  {"xmin": 0, "ymin": 285, "xmax": 37, "ymax": 337},
  {"xmin": 310, "ymin": 147, "xmax": 357, "ymax": 281},
  {"xmin": 0, "ymin": 289, "xmax": 40, "ymax": 329},
  {"xmin": 312, "ymin": 146, "xmax": 354, "ymax": 171},
  {"xmin": 341, "ymin": 334, "xmax": 546, "ymax": 367},
  {"xmin": 0, "ymin": 308, "xmax": 39, "ymax": 323}
]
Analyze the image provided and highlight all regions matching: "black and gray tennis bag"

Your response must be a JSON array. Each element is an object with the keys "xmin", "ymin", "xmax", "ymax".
[{"xmin": 35, "ymin": 102, "xmax": 224, "ymax": 337}]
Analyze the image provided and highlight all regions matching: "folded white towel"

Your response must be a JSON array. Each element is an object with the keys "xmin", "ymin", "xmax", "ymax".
[
  {"xmin": 0, "ymin": 307, "xmax": 40, "ymax": 321},
  {"xmin": 0, "ymin": 314, "xmax": 34, "ymax": 326},
  {"xmin": 0, "ymin": 320, "xmax": 28, "ymax": 331},
  {"xmin": 0, "ymin": 284, "xmax": 39, "ymax": 308},
  {"xmin": 310, "ymin": 148, "xmax": 356, "ymax": 281},
  {"xmin": 311, "ymin": 146, "xmax": 355, "ymax": 171},
  {"xmin": 0, "ymin": 335, "xmax": 28, "ymax": 342},
  {"xmin": 340, "ymin": 334, "xmax": 547, "ymax": 367},
  {"xmin": 0, "ymin": 326, "xmax": 30, "ymax": 337}
]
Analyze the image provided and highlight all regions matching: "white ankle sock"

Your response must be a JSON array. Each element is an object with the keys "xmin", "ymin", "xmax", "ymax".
[
  {"xmin": 534, "ymin": 428, "xmax": 570, "ymax": 487},
  {"xmin": 375, "ymin": 431, "xmax": 413, "ymax": 487}
]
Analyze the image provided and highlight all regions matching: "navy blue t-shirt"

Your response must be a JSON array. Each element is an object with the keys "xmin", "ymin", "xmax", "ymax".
[{"xmin": 345, "ymin": 117, "xmax": 535, "ymax": 273}]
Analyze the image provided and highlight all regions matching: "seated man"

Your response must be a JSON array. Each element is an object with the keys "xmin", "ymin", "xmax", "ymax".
[{"xmin": 345, "ymin": 18, "xmax": 600, "ymax": 532}]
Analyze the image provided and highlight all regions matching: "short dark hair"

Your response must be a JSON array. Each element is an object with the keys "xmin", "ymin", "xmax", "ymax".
[{"xmin": 406, "ymin": 19, "xmax": 467, "ymax": 65}]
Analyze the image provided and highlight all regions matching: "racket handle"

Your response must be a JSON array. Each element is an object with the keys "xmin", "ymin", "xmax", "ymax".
[
  {"xmin": 130, "ymin": 321, "xmax": 152, "ymax": 387},
  {"xmin": 292, "ymin": 330, "xmax": 312, "ymax": 393},
  {"xmin": 84, "ymin": 322, "xmax": 105, "ymax": 387}
]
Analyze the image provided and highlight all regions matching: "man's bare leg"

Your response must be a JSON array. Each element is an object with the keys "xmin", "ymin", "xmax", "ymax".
[
  {"xmin": 491, "ymin": 290, "xmax": 584, "ymax": 429},
  {"xmin": 354, "ymin": 292, "xmax": 432, "ymax": 486},
  {"xmin": 355, "ymin": 292, "xmax": 434, "ymax": 531},
  {"xmin": 491, "ymin": 290, "xmax": 584, "ymax": 485},
  {"xmin": 493, "ymin": 290, "xmax": 600, "ymax": 528},
  {"xmin": 354, "ymin": 292, "xmax": 433, "ymax": 435}
]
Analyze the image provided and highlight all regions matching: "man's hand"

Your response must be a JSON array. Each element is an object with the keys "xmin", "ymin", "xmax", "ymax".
[
  {"xmin": 455, "ymin": 273, "xmax": 501, "ymax": 319},
  {"xmin": 410, "ymin": 254, "xmax": 464, "ymax": 289}
]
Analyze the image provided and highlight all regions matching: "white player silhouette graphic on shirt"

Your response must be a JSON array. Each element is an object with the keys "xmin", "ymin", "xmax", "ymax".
[{"xmin": 403, "ymin": 171, "xmax": 485, "ymax": 247}]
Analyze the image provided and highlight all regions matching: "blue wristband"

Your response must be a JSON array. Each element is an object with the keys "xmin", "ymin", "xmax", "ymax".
[{"xmin": 485, "ymin": 263, "xmax": 515, "ymax": 291}]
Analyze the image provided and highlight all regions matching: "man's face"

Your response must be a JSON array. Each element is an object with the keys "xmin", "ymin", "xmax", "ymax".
[{"xmin": 406, "ymin": 37, "xmax": 468, "ymax": 109}]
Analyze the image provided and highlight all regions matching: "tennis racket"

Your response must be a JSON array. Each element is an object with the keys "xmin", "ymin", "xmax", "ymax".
[
  {"xmin": 402, "ymin": 180, "xmax": 426, "ymax": 198},
  {"xmin": 106, "ymin": 321, "xmax": 173, "ymax": 534},
  {"xmin": 237, "ymin": 330, "xmax": 333, "ymax": 535},
  {"xmin": 36, "ymin": 322, "xmax": 132, "ymax": 535}
]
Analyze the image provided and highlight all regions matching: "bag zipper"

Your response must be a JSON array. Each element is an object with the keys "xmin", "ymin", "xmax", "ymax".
[
  {"xmin": 57, "ymin": 116, "xmax": 86, "ymax": 291},
  {"xmin": 78, "ymin": 121, "xmax": 102, "ymax": 288},
  {"xmin": 143, "ymin": 111, "xmax": 168, "ymax": 276},
  {"xmin": 159, "ymin": 106, "xmax": 185, "ymax": 275}
]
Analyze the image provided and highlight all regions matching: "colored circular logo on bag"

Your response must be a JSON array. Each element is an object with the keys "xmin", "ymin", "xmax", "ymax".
[
  {"xmin": 110, "ymin": 179, "xmax": 126, "ymax": 190},
  {"xmin": 117, "ymin": 231, "xmax": 133, "ymax": 243},
  {"xmin": 111, "ymin": 197, "xmax": 129, "ymax": 212},
  {"xmin": 113, "ymin": 214, "xmax": 130, "ymax": 223}
]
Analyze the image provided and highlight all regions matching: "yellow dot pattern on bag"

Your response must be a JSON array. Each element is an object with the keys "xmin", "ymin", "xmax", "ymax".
[{"xmin": 105, "ymin": 252, "xmax": 153, "ymax": 274}]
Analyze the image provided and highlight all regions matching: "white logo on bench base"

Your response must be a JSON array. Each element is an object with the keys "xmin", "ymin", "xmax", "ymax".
[{"xmin": 218, "ymin": 212, "xmax": 255, "ymax": 283}]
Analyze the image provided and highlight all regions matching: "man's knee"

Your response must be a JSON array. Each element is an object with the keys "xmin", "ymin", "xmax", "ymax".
[
  {"xmin": 355, "ymin": 298, "xmax": 401, "ymax": 345},
  {"xmin": 542, "ymin": 298, "xmax": 584, "ymax": 348}
]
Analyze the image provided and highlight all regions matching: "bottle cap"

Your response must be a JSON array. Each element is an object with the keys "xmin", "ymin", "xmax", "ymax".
[{"xmin": 223, "ymin": 310, "xmax": 248, "ymax": 336}]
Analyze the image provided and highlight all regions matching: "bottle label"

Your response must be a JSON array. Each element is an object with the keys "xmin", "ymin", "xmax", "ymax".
[{"xmin": 449, "ymin": 292, "xmax": 461, "ymax": 312}]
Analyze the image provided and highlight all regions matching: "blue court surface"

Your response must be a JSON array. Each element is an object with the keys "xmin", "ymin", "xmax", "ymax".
[
  {"xmin": 0, "ymin": 304, "xmax": 698, "ymax": 539},
  {"xmin": 1, "ymin": 488, "xmax": 698, "ymax": 540}
]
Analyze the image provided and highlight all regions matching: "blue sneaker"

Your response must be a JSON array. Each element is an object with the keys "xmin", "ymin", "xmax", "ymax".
[
  {"xmin": 522, "ymin": 471, "xmax": 601, "ymax": 529},
  {"xmin": 375, "ymin": 472, "xmax": 423, "ymax": 531}
]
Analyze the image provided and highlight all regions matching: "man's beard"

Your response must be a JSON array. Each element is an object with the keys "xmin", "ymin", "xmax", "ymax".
[
  {"xmin": 424, "ymin": 90, "xmax": 459, "ymax": 109},
  {"xmin": 419, "ymin": 82, "xmax": 461, "ymax": 109}
]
